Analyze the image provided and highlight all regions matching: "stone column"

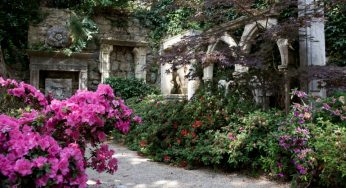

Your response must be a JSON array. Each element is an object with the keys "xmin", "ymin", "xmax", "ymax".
[
  {"xmin": 99, "ymin": 44, "xmax": 113, "ymax": 83},
  {"xmin": 299, "ymin": 0, "xmax": 327, "ymax": 97},
  {"xmin": 79, "ymin": 70, "xmax": 88, "ymax": 90},
  {"xmin": 30, "ymin": 69, "xmax": 40, "ymax": 89},
  {"xmin": 160, "ymin": 63, "xmax": 173, "ymax": 95},
  {"xmin": 133, "ymin": 47, "xmax": 147, "ymax": 82},
  {"xmin": 188, "ymin": 59, "xmax": 200, "ymax": 100},
  {"xmin": 202, "ymin": 64, "xmax": 214, "ymax": 82}
]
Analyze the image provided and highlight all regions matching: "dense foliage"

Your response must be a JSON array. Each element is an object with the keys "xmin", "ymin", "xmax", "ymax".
[
  {"xmin": 325, "ymin": 2, "xmax": 346, "ymax": 66},
  {"xmin": 0, "ymin": 1, "xmax": 41, "ymax": 65},
  {"xmin": 0, "ymin": 77, "xmax": 140, "ymax": 187},
  {"xmin": 105, "ymin": 77, "xmax": 159, "ymax": 100},
  {"xmin": 119, "ymin": 89, "xmax": 346, "ymax": 187}
]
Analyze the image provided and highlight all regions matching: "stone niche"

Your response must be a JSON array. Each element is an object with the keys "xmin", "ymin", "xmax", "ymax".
[
  {"xmin": 160, "ymin": 30, "xmax": 202, "ymax": 99},
  {"xmin": 99, "ymin": 39, "xmax": 148, "ymax": 83},
  {"xmin": 28, "ymin": 51, "xmax": 93, "ymax": 98},
  {"xmin": 110, "ymin": 46, "xmax": 135, "ymax": 78}
]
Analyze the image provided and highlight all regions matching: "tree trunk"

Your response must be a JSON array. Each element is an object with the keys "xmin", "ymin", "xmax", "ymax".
[{"xmin": 0, "ymin": 46, "xmax": 8, "ymax": 78}]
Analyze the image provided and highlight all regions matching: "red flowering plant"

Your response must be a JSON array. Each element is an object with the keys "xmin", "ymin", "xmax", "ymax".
[{"xmin": 0, "ymin": 77, "xmax": 140, "ymax": 187}]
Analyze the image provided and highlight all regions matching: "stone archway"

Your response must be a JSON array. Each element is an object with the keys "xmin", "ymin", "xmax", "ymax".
[
  {"xmin": 203, "ymin": 32, "xmax": 238, "ymax": 82},
  {"xmin": 238, "ymin": 18, "xmax": 293, "ymax": 109}
]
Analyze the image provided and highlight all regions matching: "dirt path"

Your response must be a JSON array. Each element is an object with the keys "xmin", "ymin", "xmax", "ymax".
[{"xmin": 87, "ymin": 143, "xmax": 289, "ymax": 188}]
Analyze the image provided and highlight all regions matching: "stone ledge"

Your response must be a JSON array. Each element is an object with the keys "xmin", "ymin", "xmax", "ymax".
[
  {"xmin": 27, "ymin": 50, "xmax": 95, "ymax": 59},
  {"xmin": 164, "ymin": 94, "xmax": 187, "ymax": 101},
  {"xmin": 100, "ymin": 38, "xmax": 148, "ymax": 47}
]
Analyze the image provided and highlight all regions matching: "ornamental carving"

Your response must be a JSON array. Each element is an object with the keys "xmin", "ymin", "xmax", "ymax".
[{"xmin": 46, "ymin": 26, "xmax": 70, "ymax": 48}]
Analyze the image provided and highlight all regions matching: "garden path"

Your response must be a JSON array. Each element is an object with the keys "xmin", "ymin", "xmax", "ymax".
[{"xmin": 87, "ymin": 143, "xmax": 289, "ymax": 188}]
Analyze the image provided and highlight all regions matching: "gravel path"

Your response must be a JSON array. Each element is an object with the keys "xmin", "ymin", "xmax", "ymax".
[{"xmin": 87, "ymin": 143, "xmax": 289, "ymax": 188}]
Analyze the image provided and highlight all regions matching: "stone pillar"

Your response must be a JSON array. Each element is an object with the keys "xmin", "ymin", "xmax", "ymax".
[
  {"xmin": 299, "ymin": 0, "xmax": 327, "ymax": 97},
  {"xmin": 79, "ymin": 70, "xmax": 88, "ymax": 90},
  {"xmin": 202, "ymin": 64, "xmax": 214, "ymax": 81},
  {"xmin": 160, "ymin": 63, "xmax": 173, "ymax": 95},
  {"xmin": 30, "ymin": 69, "xmax": 40, "ymax": 89},
  {"xmin": 133, "ymin": 47, "xmax": 147, "ymax": 82},
  {"xmin": 188, "ymin": 59, "xmax": 200, "ymax": 100},
  {"xmin": 99, "ymin": 44, "xmax": 113, "ymax": 83}
]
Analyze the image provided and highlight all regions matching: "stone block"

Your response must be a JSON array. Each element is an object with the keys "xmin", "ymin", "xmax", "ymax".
[
  {"xmin": 111, "ymin": 61, "xmax": 120, "ymax": 70},
  {"xmin": 45, "ymin": 78, "xmax": 72, "ymax": 99},
  {"xmin": 120, "ymin": 63, "xmax": 130, "ymax": 71}
]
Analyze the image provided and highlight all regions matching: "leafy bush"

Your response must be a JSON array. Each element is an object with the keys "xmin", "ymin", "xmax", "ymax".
[
  {"xmin": 121, "ymin": 91, "xmax": 262, "ymax": 168},
  {"xmin": 0, "ymin": 77, "xmax": 140, "ymax": 187},
  {"xmin": 105, "ymin": 77, "xmax": 159, "ymax": 99},
  {"xmin": 120, "ymin": 88, "xmax": 346, "ymax": 187},
  {"xmin": 261, "ymin": 90, "xmax": 346, "ymax": 187}
]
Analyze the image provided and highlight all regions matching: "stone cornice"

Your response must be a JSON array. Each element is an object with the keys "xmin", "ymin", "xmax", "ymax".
[
  {"xmin": 27, "ymin": 50, "xmax": 95, "ymax": 59},
  {"xmin": 100, "ymin": 38, "xmax": 148, "ymax": 47}
]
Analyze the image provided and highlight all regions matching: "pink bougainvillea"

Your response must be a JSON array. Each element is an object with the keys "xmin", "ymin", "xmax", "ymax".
[{"xmin": 0, "ymin": 77, "xmax": 140, "ymax": 187}]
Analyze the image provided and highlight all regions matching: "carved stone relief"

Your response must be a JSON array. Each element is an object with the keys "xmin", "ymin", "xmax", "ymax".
[
  {"xmin": 46, "ymin": 26, "xmax": 70, "ymax": 48},
  {"xmin": 45, "ymin": 78, "xmax": 72, "ymax": 99}
]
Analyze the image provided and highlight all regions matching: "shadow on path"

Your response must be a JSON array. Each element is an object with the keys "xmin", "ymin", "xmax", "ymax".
[{"xmin": 87, "ymin": 143, "xmax": 289, "ymax": 188}]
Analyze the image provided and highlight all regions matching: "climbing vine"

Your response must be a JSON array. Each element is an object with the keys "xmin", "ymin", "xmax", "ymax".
[{"xmin": 325, "ymin": 2, "xmax": 346, "ymax": 66}]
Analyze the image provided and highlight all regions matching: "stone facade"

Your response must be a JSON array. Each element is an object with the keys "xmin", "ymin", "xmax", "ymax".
[{"xmin": 27, "ymin": 7, "xmax": 153, "ymax": 96}]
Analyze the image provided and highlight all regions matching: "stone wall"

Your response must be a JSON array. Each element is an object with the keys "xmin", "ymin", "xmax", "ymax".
[
  {"xmin": 28, "ymin": 8, "xmax": 149, "ymax": 48},
  {"xmin": 93, "ymin": 16, "xmax": 148, "ymax": 42},
  {"xmin": 28, "ymin": 8, "xmax": 72, "ymax": 48}
]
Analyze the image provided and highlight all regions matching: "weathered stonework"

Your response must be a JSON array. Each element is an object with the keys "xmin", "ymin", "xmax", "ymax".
[
  {"xmin": 28, "ymin": 8, "xmax": 72, "ymax": 48},
  {"xmin": 110, "ymin": 46, "xmax": 135, "ymax": 78},
  {"xmin": 46, "ymin": 26, "xmax": 70, "ymax": 48},
  {"xmin": 27, "ymin": 7, "xmax": 152, "ymax": 96}
]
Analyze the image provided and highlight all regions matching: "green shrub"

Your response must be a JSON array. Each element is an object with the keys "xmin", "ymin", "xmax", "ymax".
[
  {"xmin": 121, "ymin": 91, "xmax": 261, "ymax": 168},
  {"xmin": 312, "ymin": 119, "xmax": 346, "ymax": 187},
  {"xmin": 105, "ymin": 77, "xmax": 159, "ymax": 99},
  {"xmin": 117, "ymin": 89, "xmax": 346, "ymax": 187}
]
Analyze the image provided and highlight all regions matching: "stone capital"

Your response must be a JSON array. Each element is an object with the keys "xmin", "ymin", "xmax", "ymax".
[
  {"xmin": 132, "ymin": 47, "xmax": 147, "ymax": 56},
  {"xmin": 100, "ymin": 44, "xmax": 113, "ymax": 54}
]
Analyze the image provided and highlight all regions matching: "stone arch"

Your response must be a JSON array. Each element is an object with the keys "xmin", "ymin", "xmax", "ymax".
[
  {"xmin": 203, "ymin": 32, "xmax": 238, "ymax": 81},
  {"xmin": 208, "ymin": 32, "xmax": 238, "ymax": 53},
  {"xmin": 239, "ymin": 18, "xmax": 278, "ymax": 53},
  {"xmin": 239, "ymin": 18, "xmax": 291, "ymax": 69}
]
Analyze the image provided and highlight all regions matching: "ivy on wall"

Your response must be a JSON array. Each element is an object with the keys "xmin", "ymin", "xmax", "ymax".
[{"xmin": 325, "ymin": 3, "xmax": 346, "ymax": 66}]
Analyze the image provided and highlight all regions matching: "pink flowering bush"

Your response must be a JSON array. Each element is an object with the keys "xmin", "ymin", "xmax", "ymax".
[{"xmin": 0, "ymin": 77, "xmax": 139, "ymax": 187}]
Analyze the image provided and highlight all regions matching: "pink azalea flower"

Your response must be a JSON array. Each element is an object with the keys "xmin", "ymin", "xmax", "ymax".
[{"xmin": 14, "ymin": 159, "xmax": 33, "ymax": 176}]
